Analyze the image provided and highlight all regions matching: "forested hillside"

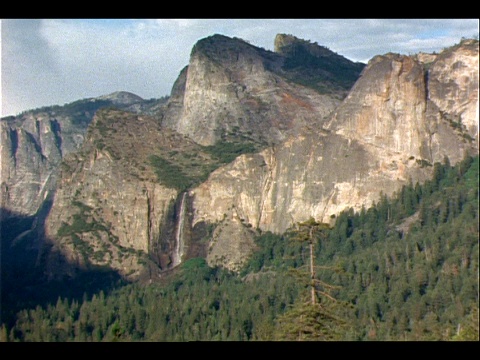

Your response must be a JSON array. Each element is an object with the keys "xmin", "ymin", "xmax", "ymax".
[{"xmin": 1, "ymin": 155, "xmax": 478, "ymax": 341}]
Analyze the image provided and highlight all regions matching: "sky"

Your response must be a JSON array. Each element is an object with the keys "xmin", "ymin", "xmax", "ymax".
[{"xmin": 1, "ymin": 18, "xmax": 479, "ymax": 117}]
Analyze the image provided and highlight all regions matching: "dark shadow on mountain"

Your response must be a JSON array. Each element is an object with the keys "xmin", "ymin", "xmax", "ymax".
[{"xmin": 1, "ymin": 206, "xmax": 126, "ymax": 328}]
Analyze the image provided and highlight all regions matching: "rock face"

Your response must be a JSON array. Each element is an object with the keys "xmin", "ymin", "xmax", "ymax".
[
  {"xmin": 44, "ymin": 109, "xmax": 188, "ymax": 280},
  {"xmin": 3, "ymin": 34, "xmax": 478, "ymax": 280},
  {"xmin": 1, "ymin": 108, "xmax": 89, "ymax": 218},
  {"xmin": 328, "ymin": 40, "xmax": 479, "ymax": 165},
  {"xmin": 190, "ymin": 38, "xmax": 478, "ymax": 268},
  {"xmin": 424, "ymin": 39, "xmax": 479, "ymax": 162},
  {"xmin": 37, "ymin": 34, "xmax": 367, "ymax": 278},
  {"xmin": 161, "ymin": 34, "xmax": 362, "ymax": 146},
  {"xmin": 0, "ymin": 92, "xmax": 166, "ymax": 220},
  {"xmin": 327, "ymin": 53, "xmax": 431, "ymax": 157},
  {"xmin": 192, "ymin": 133, "xmax": 374, "ymax": 235}
]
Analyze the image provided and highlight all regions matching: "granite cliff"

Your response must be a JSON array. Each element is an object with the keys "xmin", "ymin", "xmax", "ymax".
[
  {"xmin": 2, "ymin": 35, "xmax": 478, "ymax": 281},
  {"xmin": 1, "ymin": 92, "xmax": 165, "ymax": 219},
  {"xmin": 193, "ymin": 39, "xmax": 478, "ymax": 272},
  {"xmin": 161, "ymin": 34, "xmax": 363, "ymax": 146}
]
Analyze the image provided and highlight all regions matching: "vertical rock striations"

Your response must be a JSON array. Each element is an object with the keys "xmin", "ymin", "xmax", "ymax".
[
  {"xmin": 1, "ymin": 92, "xmax": 166, "ymax": 219},
  {"xmin": 1, "ymin": 111, "xmax": 88, "ymax": 218}
]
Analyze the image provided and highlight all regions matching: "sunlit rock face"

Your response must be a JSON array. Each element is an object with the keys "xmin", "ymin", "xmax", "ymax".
[
  {"xmin": 191, "ymin": 39, "xmax": 478, "ymax": 272},
  {"xmin": 161, "ymin": 34, "xmax": 355, "ymax": 146},
  {"xmin": 46, "ymin": 38, "xmax": 479, "ymax": 276},
  {"xmin": 425, "ymin": 39, "xmax": 479, "ymax": 163},
  {"xmin": 327, "ymin": 44, "xmax": 478, "ymax": 164}
]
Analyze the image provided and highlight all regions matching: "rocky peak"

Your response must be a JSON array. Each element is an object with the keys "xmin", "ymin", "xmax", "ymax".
[
  {"xmin": 415, "ymin": 52, "xmax": 438, "ymax": 65},
  {"xmin": 274, "ymin": 33, "xmax": 335, "ymax": 58},
  {"xmin": 44, "ymin": 109, "xmax": 183, "ymax": 280},
  {"xmin": 161, "ymin": 33, "xmax": 357, "ymax": 146},
  {"xmin": 191, "ymin": 33, "xmax": 277, "ymax": 64},
  {"xmin": 97, "ymin": 91, "xmax": 144, "ymax": 105},
  {"xmin": 327, "ymin": 52, "xmax": 430, "ymax": 158},
  {"xmin": 427, "ymin": 38, "xmax": 479, "ymax": 141},
  {"xmin": 191, "ymin": 39, "xmax": 478, "ymax": 270},
  {"xmin": 0, "ymin": 91, "xmax": 167, "ymax": 219}
]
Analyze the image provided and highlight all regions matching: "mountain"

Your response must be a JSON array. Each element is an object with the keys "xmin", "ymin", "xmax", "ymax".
[
  {"xmin": 161, "ymin": 34, "xmax": 362, "ymax": 146},
  {"xmin": 1, "ymin": 92, "xmax": 166, "ymax": 218},
  {"xmin": 1, "ymin": 35, "xmax": 478, "ymax": 285},
  {"xmin": 189, "ymin": 37, "xmax": 478, "ymax": 270}
]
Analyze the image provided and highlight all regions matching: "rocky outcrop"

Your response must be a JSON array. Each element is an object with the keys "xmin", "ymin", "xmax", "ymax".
[
  {"xmin": 425, "ymin": 39, "xmax": 479, "ymax": 162},
  {"xmin": 0, "ymin": 92, "xmax": 167, "ymax": 220},
  {"xmin": 40, "ymin": 34, "xmax": 364, "ymax": 277},
  {"xmin": 326, "ymin": 53, "xmax": 431, "ymax": 158},
  {"xmin": 161, "ymin": 34, "xmax": 359, "ymax": 146},
  {"xmin": 328, "ymin": 39, "xmax": 478, "ymax": 165},
  {"xmin": 44, "ymin": 109, "xmax": 178, "ymax": 279},
  {"xmin": 43, "ymin": 107, "xmax": 226, "ymax": 279},
  {"xmin": 1, "ymin": 110, "xmax": 87, "ymax": 218}
]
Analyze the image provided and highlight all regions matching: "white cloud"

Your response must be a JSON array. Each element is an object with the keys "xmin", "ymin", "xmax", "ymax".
[
  {"xmin": 2, "ymin": 19, "xmax": 63, "ymax": 116},
  {"xmin": 153, "ymin": 19, "xmax": 199, "ymax": 29}
]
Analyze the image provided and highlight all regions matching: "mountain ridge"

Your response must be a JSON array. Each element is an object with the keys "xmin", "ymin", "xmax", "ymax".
[{"xmin": 1, "ymin": 34, "xmax": 478, "ymax": 282}]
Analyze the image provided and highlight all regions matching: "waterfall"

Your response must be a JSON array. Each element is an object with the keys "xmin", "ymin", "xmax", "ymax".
[{"xmin": 173, "ymin": 192, "xmax": 187, "ymax": 267}]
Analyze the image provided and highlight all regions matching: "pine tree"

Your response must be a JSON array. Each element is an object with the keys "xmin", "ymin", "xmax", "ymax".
[
  {"xmin": 274, "ymin": 296, "xmax": 351, "ymax": 341},
  {"xmin": 452, "ymin": 306, "xmax": 479, "ymax": 341},
  {"xmin": 289, "ymin": 218, "xmax": 335, "ymax": 305},
  {"xmin": 275, "ymin": 218, "xmax": 353, "ymax": 340}
]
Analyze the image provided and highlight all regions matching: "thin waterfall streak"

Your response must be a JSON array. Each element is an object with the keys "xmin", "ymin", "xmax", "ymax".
[{"xmin": 174, "ymin": 192, "xmax": 187, "ymax": 267}]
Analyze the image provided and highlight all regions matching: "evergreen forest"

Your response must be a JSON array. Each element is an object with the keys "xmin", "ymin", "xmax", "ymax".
[{"xmin": 1, "ymin": 155, "xmax": 478, "ymax": 341}]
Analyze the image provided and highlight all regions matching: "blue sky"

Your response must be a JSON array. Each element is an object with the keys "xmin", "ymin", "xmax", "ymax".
[{"xmin": 1, "ymin": 19, "xmax": 478, "ymax": 117}]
